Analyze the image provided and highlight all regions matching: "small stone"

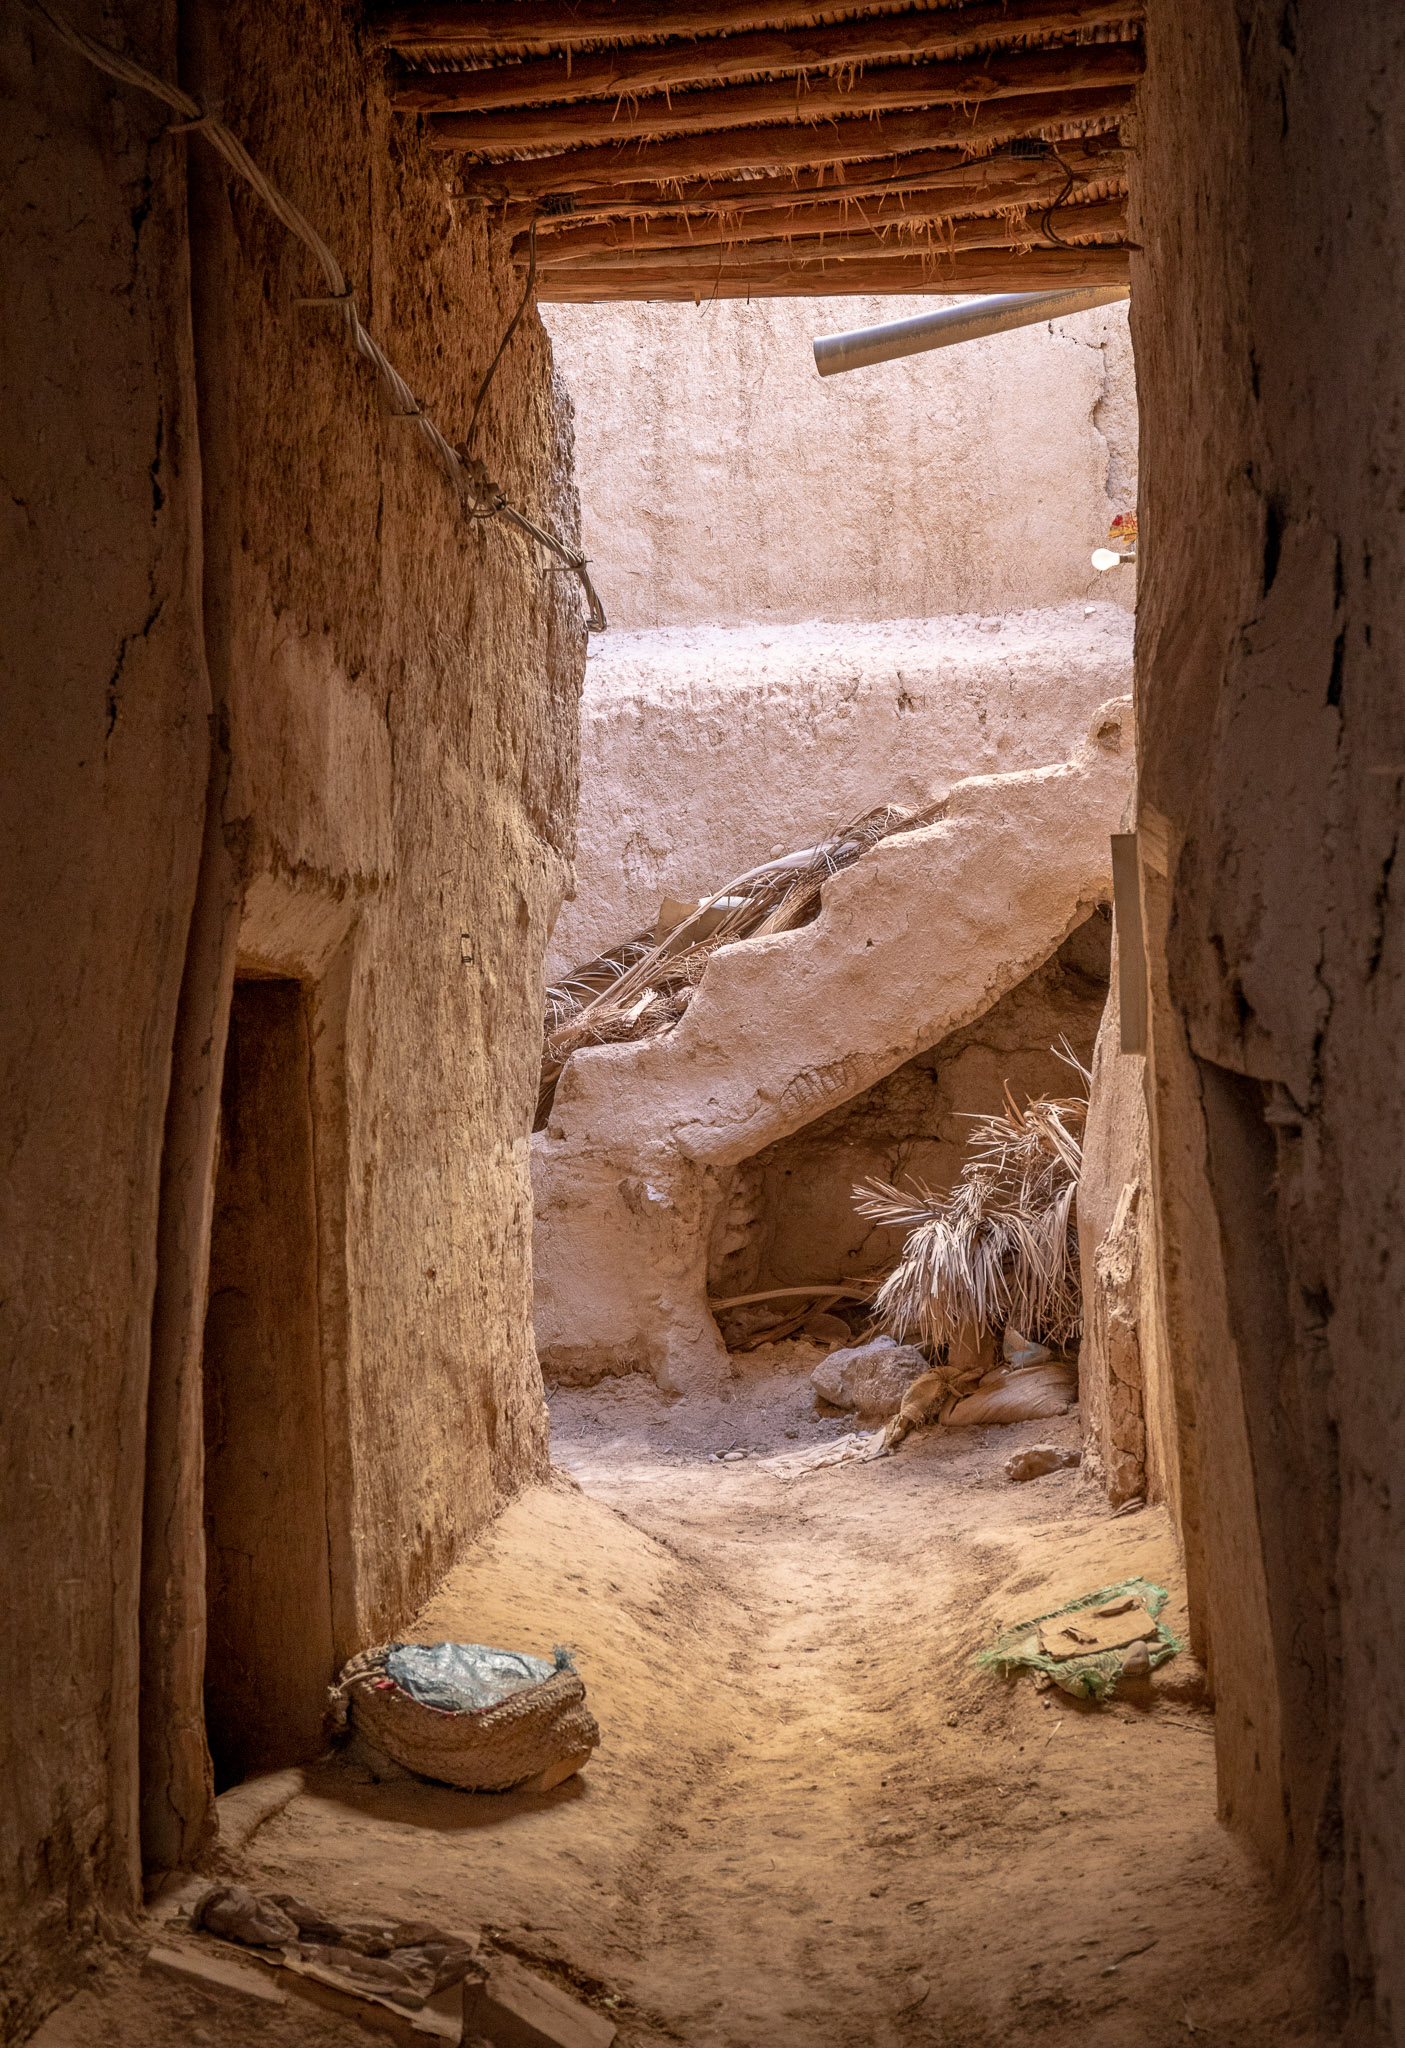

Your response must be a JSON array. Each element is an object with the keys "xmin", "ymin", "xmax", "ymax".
[
  {"xmin": 945, "ymin": 1712, "xmax": 959, "ymax": 1727},
  {"xmin": 721, "ymin": 1449, "xmax": 747, "ymax": 1462},
  {"xmin": 811, "ymin": 1338, "xmax": 929, "ymax": 1419},
  {"xmin": 1005, "ymin": 1444, "xmax": 1080, "ymax": 1483},
  {"xmin": 1121, "ymin": 1640, "xmax": 1152, "ymax": 1679}
]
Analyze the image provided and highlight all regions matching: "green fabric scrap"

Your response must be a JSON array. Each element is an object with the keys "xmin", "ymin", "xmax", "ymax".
[{"xmin": 975, "ymin": 1576, "xmax": 1183, "ymax": 1702}]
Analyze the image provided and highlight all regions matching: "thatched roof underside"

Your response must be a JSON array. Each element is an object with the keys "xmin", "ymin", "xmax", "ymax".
[{"xmin": 373, "ymin": 1, "xmax": 1141, "ymax": 300}]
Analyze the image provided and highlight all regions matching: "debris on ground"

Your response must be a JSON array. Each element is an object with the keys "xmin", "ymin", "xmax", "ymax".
[
  {"xmin": 809, "ymin": 1336, "xmax": 929, "ymax": 1417},
  {"xmin": 329, "ymin": 1640, "xmax": 600, "ymax": 1791},
  {"xmin": 943, "ymin": 1356, "xmax": 1078, "ymax": 1426},
  {"xmin": 977, "ymin": 1577, "xmax": 1183, "ymax": 1700},
  {"xmin": 1005, "ymin": 1443, "xmax": 1082, "ymax": 1481},
  {"xmin": 802, "ymin": 1309, "xmax": 852, "ymax": 1346},
  {"xmin": 854, "ymin": 1084, "xmax": 1087, "ymax": 1358},
  {"xmin": 189, "ymin": 1884, "xmax": 478, "ymax": 2017}
]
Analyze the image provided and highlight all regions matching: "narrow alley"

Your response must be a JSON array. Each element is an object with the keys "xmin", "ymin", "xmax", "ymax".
[{"xmin": 43, "ymin": 1374, "xmax": 1320, "ymax": 2048}]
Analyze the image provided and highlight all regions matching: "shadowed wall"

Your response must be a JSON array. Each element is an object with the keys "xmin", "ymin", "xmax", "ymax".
[
  {"xmin": 0, "ymin": 1, "xmax": 583, "ymax": 2033},
  {"xmin": 1132, "ymin": 2, "xmax": 1405, "ymax": 2033}
]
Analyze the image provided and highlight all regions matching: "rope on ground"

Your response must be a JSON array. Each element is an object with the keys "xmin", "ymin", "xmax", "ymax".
[{"xmin": 25, "ymin": 1, "xmax": 607, "ymax": 634}]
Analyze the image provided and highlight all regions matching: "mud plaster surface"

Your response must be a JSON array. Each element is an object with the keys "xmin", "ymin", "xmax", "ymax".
[
  {"xmin": 543, "ymin": 295, "xmax": 1137, "ymax": 634},
  {"xmin": 49, "ymin": 1377, "xmax": 1325, "ymax": 2048},
  {"xmin": 550, "ymin": 605, "xmax": 1131, "ymax": 979}
]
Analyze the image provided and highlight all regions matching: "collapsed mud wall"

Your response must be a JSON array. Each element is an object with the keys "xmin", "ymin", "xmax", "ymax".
[
  {"xmin": 1133, "ymin": 0, "xmax": 1405, "ymax": 2025},
  {"xmin": 712, "ymin": 911, "xmax": 1110, "ymax": 1306},
  {"xmin": 543, "ymin": 292, "xmax": 1137, "ymax": 978},
  {"xmin": 1, "ymin": 3, "xmax": 581, "ymax": 2034},
  {"xmin": 551, "ymin": 608, "xmax": 1131, "ymax": 979},
  {"xmin": 535, "ymin": 704, "xmax": 1130, "ymax": 1393}
]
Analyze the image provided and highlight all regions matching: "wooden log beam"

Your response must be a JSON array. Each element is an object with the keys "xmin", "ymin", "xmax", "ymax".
[
  {"xmin": 373, "ymin": 2, "xmax": 942, "ymax": 56},
  {"xmin": 443, "ymin": 84, "xmax": 1137, "ymax": 187},
  {"xmin": 535, "ymin": 242, "xmax": 1131, "ymax": 299},
  {"xmin": 392, "ymin": 0, "xmax": 1143, "ymax": 115},
  {"xmin": 531, "ymin": 198, "xmax": 1129, "ymax": 272},
  {"xmin": 523, "ymin": 164, "xmax": 1127, "ymax": 262},
  {"xmin": 499, "ymin": 132, "xmax": 1125, "ymax": 227},
  {"xmin": 424, "ymin": 43, "xmax": 1141, "ymax": 154}
]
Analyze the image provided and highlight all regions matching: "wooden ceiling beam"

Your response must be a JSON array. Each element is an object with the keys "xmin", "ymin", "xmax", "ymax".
[
  {"xmin": 392, "ymin": 0, "xmax": 1143, "ymax": 115},
  {"xmin": 443, "ymin": 84, "xmax": 1136, "ymax": 187},
  {"xmin": 495, "ymin": 132, "xmax": 1125, "ymax": 227},
  {"xmin": 522, "ymin": 167, "xmax": 1126, "ymax": 262},
  {"xmin": 530, "ymin": 197, "xmax": 1128, "ymax": 271},
  {"xmin": 535, "ymin": 242, "xmax": 1131, "ymax": 299},
  {"xmin": 424, "ymin": 42, "xmax": 1140, "ymax": 154},
  {"xmin": 373, "ymin": 2, "xmax": 942, "ymax": 57}
]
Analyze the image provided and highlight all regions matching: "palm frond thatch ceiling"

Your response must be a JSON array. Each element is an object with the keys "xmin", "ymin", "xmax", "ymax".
[{"xmin": 372, "ymin": 0, "xmax": 1141, "ymax": 299}]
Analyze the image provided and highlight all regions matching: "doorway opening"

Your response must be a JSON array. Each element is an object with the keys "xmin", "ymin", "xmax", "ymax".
[{"xmin": 202, "ymin": 975, "xmax": 334, "ymax": 1792}]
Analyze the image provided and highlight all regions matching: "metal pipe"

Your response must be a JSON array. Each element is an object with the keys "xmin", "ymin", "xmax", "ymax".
[{"xmin": 812, "ymin": 285, "xmax": 1130, "ymax": 377}]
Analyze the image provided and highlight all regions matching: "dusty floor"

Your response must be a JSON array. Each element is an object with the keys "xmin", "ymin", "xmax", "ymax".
[{"xmin": 37, "ymin": 1355, "xmax": 1329, "ymax": 2048}]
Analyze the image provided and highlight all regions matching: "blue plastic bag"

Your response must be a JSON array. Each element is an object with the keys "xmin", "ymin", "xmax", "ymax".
[{"xmin": 385, "ymin": 1641, "xmax": 573, "ymax": 1715}]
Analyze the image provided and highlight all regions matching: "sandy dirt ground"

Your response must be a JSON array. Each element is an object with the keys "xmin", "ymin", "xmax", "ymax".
[{"xmin": 35, "ymin": 1354, "xmax": 1331, "ymax": 2048}]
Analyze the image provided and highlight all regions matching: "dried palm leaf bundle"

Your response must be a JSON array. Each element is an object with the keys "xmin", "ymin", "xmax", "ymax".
[
  {"xmin": 853, "ymin": 1068, "xmax": 1088, "ymax": 1358},
  {"xmin": 536, "ymin": 794, "xmax": 947, "ymax": 1129}
]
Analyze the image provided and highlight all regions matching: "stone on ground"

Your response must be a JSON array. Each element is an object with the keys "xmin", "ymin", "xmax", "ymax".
[
  {"xmin": 1005, "ymin": 1443, "xmax": 1082, "ymax": 1482},
  {"xmin": 810, "ymin": 1337, "xmax": 929, "ymax": 1417}
]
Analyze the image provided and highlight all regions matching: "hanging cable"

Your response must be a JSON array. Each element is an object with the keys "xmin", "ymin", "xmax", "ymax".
[{"xmin": 24, "ymin": 1, "xmax": 606, "ymax": 632}]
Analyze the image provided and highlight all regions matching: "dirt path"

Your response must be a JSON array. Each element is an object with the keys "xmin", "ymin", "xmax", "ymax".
[{"xmin": 40, "ymin": 1364, "xmax": 1330, "ymax": 2048}]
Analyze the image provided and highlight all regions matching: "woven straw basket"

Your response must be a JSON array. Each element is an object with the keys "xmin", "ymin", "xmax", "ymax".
[{"xmin": 332, "ymin": 1645, "xmax": 599, "ymax": 1793}]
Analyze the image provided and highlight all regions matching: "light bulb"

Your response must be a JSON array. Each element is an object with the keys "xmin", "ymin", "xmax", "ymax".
[{"xmin": 1091, "ymin": 547, "xmax": 1122, "ymax": 572}]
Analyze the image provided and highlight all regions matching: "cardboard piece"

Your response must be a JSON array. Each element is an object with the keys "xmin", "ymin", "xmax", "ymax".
[
  {"xmin": 464, "ymin": 1956, "xmax": 617, "ymax": 2048},
  {"xmin": 1037, "ymin": 1601, "xmax": 1158, "ymax": 1661}
]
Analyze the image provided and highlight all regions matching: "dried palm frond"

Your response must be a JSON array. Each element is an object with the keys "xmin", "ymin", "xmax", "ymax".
[
  {"xmin": 543, "ymin": 931, "xmax": 656, "ymax": 1035},
  {"xmin": 535, "ymin": 793, "xmax": 948, "ymax": 1129},
  {"xmin": 853, "ymin": 1080, "xmax": 1087, "ymax": 1352}
]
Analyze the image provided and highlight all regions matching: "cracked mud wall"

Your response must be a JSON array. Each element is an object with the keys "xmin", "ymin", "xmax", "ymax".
[
  {"xmin": 2, "ymin": 2, "xmax": 582, "ymax": 2034},
  {"xmin": 1133, "ymin": 1, "xmax": 1405, "ymax": 2027},
  {"xmin": 184, "ymin": 0, "xmax": 580, "ymax": 1653},
  {"xmin": 2, "ymin": 5, "xmax": 208, "ymax": 2033}
]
